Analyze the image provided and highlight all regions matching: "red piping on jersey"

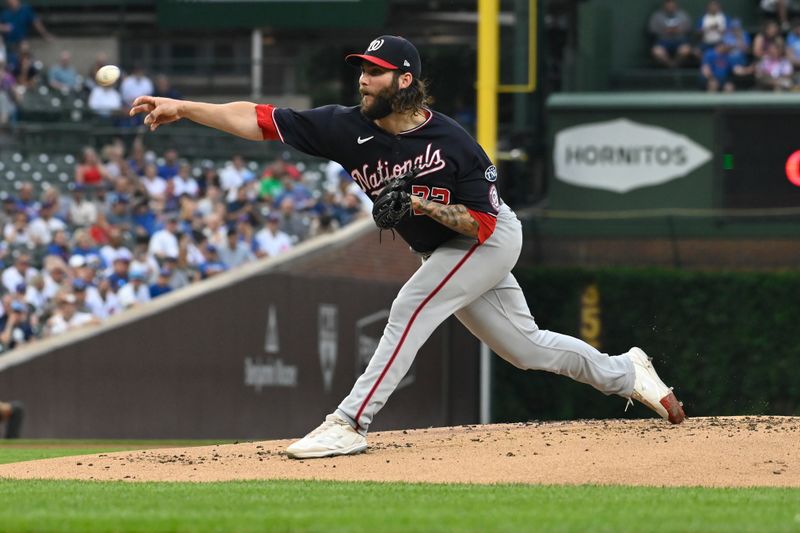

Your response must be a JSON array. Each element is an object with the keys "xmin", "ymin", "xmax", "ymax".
[
  {"xmin": 353, "ymin": 242, "xmax": 480, "ymax": 431},
  {"xmin": 398, "ymin": 109, "xmax": 433, "ymax": 135},
  {"xmin": 467, "ymin": 209, "xmax": 497, "ymax": 244},
  {"xmin": 255, "ymin": 104, "xmax": 284, "ymax": 142}
]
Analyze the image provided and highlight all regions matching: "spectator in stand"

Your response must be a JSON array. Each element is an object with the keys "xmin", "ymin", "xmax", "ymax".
[
  {"xmin": 120, "ymin": 64, "xmax": 153, "ymax": 108},
  {"xmin": 3, "ymin": 211, "xmax": 30, "ymax": 247},
  {"xmin": 106, "ymin": 249, "xmax": 131, "ymax": 289},
  {"xmin": 173, "ymin": 162, "xmax": 199, "ymax": 198},
  {"xmin": 132, "ymin": 199, "xmax": 157, "ymax": 238},
  {"xmin": 24, "ymin": 273, "xmax": 47, "ymax": 314},
  {"xmin": 44, "ymin": 228, "xmax": 70, "ymax": 261},
  {"xmin": 2, "ymin": 252, "xmax": 35, "ymax": 293},
  {"xmin": 88, "ymin": 80, "xmax": 122, "ymax": 118},
  {"xmin": 127, "ymin": 139, "xmax": 147, "ymax": 177},
  {"xmin": 277, "ymin": 197, "xmax": 309, "ymax": 243},
  {"xmin": 225, "ymin": 186, "xmax": 255, "ymax": 225},
  {"xmin": 309, "ymin": 211, "xmax": 340, "ymax": 238},
  {"xmin": 218, "ymin": 226, "xmax": 254, "ymax": 269},
  {"xmin": 696, "ymin": 1, "xmax": 728, "ymax": 54},
  {"xmin": 148, "ymin": 213, "xmax": 180, "ymax": 261},
  {"xmin": 760, "ymin": 0, "xmax": 800, "ymax": 32},
  {"xmin": 197, "ymin": 163, "xmax": 220, "ymax": 195},
  {"xmin": 140, "ymin": 163, "xmax": 167, "ymax": 201},
  {"xmin": 41, "ymin": 255, "xmax": 66, "ymax": 297},
  {"xmin": 105, "ymin": 194, "xmax": 133, "ymax": 232},
  {"xmin": 16, "ymin": 181, "xmax": 37, "ymax": 216},
  {"xmin": 0, "ymin": 298, "xmax": 32, "ymax": 352},
  {"xmin": 0, "ymin": 57, "xmax": 18, "ymax": 126},
  {"xmin": 48, "ymin": 50, "xmax": 79, "ymax": 93},
  {"xmin": 102, "ymin": 141, "xmax": 126, "ymax": 180},
  {"xmin": 274, "ymin": 175, "xmax": 313, "ymax": 211},
  {"xmin": 219, "ymin": 155, "xmax": 254, "ymax": 201},
  {"xmin": 67, "ymin": 185, "xmax": 98, "ymax": 227},
  {"xmin": 722, "ymin": 18, "xmax": 751, "ymax": 67},
  {"xmin": 95, "ymin": 277, "xmax": 120, "ymax": 318},
  {"xmin": 254, "ymin": 212, "xmax": 292, "ymax": 258},
  {"xmin": 152, "ymin": 74, "xmax": 181, "ymax": 100},
  {"xmin": 202, "ymin": 212, "xmax": 227, "ymax": 248},
  {"xmin": 75, "ymin": 147, "xmax": 109, "ymax": 189},
  {"xmin": 0, "ymin": 0, "xmax": 53, "ymax": 57},
  {"xmin": 753, "ymin": 20, "xmax": 783, "ymax": 59},
  {"xmin": 649, "ymin": 0, "xmax": 694, "ymax": 68},
  {"xmin": 45, "ymin": 292, "xmax": 98, "ymax": 337},
  {"xmin": 198, "ymin": 244, "xmax": 227, "ymax": 279},
  {"xmin": 71, "ymin": 229, "xmax": 99, "ymax": 257},
  {"xmin": 785, "ymin": 19, "xmax": 800, "ymax": 71},
  {"xmin": 149, "ymin": 267, "xmax": 173, "ymax": 298},
  {"xmin": 10, "ymin": 40, "xmax": 37, "ymax": 91},
  {"xmin": 702, "ymin": 42, "xmax": 736, "ymax": 91},
  {"xmin": 28, "ymin": 200, "xmax": 66, "ymax": 246},
  {"xmin": 158, "ymin": 148, "xmax": 180, "ymax": 180},
  {"xmin": 756, "ymin": 42, "xmax": 794, "ymax": 90}
]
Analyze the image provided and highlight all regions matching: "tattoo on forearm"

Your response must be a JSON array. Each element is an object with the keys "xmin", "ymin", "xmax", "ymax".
[{"xmin": 416, "ymin": 198, "xmax": 479, "ymax": 239}]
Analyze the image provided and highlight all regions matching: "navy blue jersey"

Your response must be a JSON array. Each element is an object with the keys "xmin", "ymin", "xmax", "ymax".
[{"xmin": 270, "ymin": 105, "xmax": 501, "ymax": 253}]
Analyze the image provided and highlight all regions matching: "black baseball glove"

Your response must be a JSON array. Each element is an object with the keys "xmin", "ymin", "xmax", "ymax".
[{"xmin": 372, "ymin": 168, "xmax": 419, "ymax": 229}]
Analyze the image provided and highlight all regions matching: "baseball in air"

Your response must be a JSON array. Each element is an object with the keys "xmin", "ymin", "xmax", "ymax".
[{"xmin": 95, "ymin": 65, "xmax": 120, "ymax": 87}]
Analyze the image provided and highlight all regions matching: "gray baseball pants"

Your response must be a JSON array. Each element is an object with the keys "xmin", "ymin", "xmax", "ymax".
[{"xmin": 337, "ymin": 204, "xmax": 635, "ymax": 434}]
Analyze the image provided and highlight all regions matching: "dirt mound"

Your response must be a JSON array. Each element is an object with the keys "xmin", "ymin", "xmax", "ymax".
[{"xmin": 1, "ymin": 416, "xmax": 798, "ymax": 487}]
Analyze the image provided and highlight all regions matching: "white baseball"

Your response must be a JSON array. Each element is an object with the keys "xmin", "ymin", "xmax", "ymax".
[{"xmin": 95, "ymin": 65, "xmax": 120, "ymax": 87}]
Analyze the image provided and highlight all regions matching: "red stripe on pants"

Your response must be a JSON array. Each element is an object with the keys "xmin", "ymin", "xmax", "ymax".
[{"xmin": 354, "ymin": 243, "xmax": 480, "ymax": 430}]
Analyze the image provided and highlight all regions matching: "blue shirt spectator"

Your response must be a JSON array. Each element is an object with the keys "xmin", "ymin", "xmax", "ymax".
[
  {"xmin": 0, "ymin": 0, "xmax": 49, "ymax": 50},
  {"xmin": 702, "ymin": 42, "xmax": 735, "ymax": 92},
  {"xmin": 48, "ymin": 51, "xmax": 79, "ymax": 92},
  {"xmin": 722, "ymin": 18, "xmax": 751, "ymax": 66},
  {"xmin": 149, "ymin": 268, "xmax": 173, "ymax": 298}
]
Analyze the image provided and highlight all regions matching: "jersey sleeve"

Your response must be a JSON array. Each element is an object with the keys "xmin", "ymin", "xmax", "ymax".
[
  {"xmin": 457, "ymin": 155, "xmax": 501, "ymax": 244},
  {"xmin": 259, "ymin": 105, "xmax": 339, "ymax": 160}
]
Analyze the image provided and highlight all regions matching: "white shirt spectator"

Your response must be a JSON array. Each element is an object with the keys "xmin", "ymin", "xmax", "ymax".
[
  {"xmin": 220, "ymin": 163, "xmax": 254, "ymax": 201},
  {"xmin": 48, "ymin": 311, "xmax": 95, "ymax": 336},
  {"xmin": 24, "ymin": 284, "xmax": 48, "ymax": 312},
  {"xmin": 28, "ymin": 216, "xmax": 67, "ymax": 245},
  {"xmin": 2, "ymin": 265, "xmax": 37, "ymax": 294},
  {"xmin": 117, "ymin": 281, "xmax": 151, "ymax": 308},
  {"xmin": 120, "ymin": 74, "xmax": 154, "ymax": 107},
  {"xmin": 42, "ymin": 273, "xmax": 63, "ymax": 300},
  {"xmin": 97, "ymin": 290, "xmax": 120, "ymax": 319},
  {"xmin": 84, "ymin": 285, "xmax": 105, "ymax": 317},
  {"xmin": 142, "ymin": 176, "xmax": 167, "ymax": 199},
  {"xmin": 88, "ymin": 86, "xmax": 122, "ymax": 116},
  {"xmin": 254, "ymin": 227, "xmax": 293, "ymax": 258},
  {"xmin": 99, "ymin": 245, "xmax": 125, "ymax": 269},
  {"xmin": 173, "ymin": 175, "xmax": 199, "ymax": 197},
  {"xmin": 148, "ymin": 228, "xmax": 179, "ymax": 259},
  {"xmin": 69, "ymin": 199, "xmax": 98, "ymax": 227}
]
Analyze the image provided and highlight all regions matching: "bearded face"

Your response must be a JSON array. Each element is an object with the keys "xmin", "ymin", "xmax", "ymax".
[{"xmin": 360, "ymin": 74, "xmax": 398, "ymax": 121}]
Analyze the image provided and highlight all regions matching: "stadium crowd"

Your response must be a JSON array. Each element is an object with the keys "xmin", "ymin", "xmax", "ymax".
[
  {"xmin": 0, "ymin": 0, "xmax": 372, "ymax": 354},
  {"xmin": 650, "ymin": 0, "xmax": 800, "ymax": 91},
  {"xmin": 0, "ymin": 142, "xmax": 371, "ymax": 354}
]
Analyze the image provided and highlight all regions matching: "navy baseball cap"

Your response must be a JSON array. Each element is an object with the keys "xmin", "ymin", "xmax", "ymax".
[{"xmin": 346, "ymin": 35, "xmax": 421, "ymax": 79}]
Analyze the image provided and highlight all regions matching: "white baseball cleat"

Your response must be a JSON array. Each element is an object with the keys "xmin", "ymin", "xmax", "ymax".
[
  {"xmin": 626, "ymin": 347, "xmax": 686, "ymax": 424},
  {"xmin": 286, "ymin": 413, "xmax": 367, "ymax": 459}
]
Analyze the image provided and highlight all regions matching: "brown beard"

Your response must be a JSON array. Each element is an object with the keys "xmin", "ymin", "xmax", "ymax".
[{"xmin": 360, "ymin": 78, "xmax": 398, "ymax": 120}]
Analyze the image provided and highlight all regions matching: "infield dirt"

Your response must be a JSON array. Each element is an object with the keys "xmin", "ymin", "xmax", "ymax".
[{"xmin": 0, "ymin": 416, "xmax": 798, "ymax": 487}]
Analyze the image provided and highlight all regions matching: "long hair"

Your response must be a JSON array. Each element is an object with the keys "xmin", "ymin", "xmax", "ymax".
[{"xmin": 391, "ymin": 74, "xmax": 433, "ymax": 115}]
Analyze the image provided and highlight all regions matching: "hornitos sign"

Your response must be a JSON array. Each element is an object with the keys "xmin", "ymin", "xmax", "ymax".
[{"xmin": 553, "ymin": 118, "xmax": 711, "ymax": 193}]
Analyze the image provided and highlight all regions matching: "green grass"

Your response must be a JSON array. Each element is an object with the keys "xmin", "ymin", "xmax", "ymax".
[
  {"xmin": 0, "ymin": 443, "xmax": 798, "ymax": 533},
  {"xmin": 0, "ymin": 479, "xmax": 798, "ymax": 533},
  {"xmin": 0, "ymin": 440, "xmax": 225, "ymax": 466}
]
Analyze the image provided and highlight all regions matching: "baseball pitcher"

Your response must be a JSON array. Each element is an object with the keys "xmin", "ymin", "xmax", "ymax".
[{"xmin": 130, "ymin": 35, "xmax": 685, "ymax": 459}]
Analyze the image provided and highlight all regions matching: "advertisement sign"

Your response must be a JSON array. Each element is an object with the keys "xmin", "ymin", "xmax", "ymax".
[{"xmin": 553, "ymin": 118, "xmax": 711, "ymax": 193}]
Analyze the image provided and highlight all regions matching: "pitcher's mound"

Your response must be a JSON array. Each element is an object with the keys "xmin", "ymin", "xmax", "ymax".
[{"xmin": 1, "ymin": 416, "xmax": 798, "ymax": 487}]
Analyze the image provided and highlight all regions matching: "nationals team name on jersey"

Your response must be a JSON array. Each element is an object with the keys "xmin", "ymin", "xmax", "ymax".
[
  {"xmin": 350, "ymin": 142, "xmax": 446, "ymax": 190},
  {"xmin": 257, "ymin": 104, "xmax": 501, "ymax": 253}
]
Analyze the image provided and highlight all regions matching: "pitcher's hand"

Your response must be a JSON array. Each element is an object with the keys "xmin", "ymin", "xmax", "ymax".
[{"xmin": 129, "ymin": 96, "xmax": 182, "ymax": 131}]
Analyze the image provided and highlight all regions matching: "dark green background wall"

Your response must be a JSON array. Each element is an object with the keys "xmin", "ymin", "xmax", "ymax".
[{"xmin": 493, "ymin": 267, "xmax": 800, "ymax": 422}]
